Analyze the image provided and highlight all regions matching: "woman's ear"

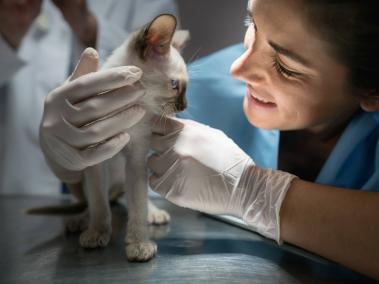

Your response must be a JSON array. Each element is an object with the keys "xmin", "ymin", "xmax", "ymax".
[{"xmin": 360, "ymin": 90, "xmax": 379, "ymax": 112}]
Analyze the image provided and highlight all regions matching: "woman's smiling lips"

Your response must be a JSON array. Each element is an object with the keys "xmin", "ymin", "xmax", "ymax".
[{"xmin": 246, "ymin": 86, "xmax": 277, "ymax": 109}]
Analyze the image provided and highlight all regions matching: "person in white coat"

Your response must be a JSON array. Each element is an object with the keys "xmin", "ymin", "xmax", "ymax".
[{"xmin": 0, "ymin": 0, "xmax": 180, "ymax": 195}]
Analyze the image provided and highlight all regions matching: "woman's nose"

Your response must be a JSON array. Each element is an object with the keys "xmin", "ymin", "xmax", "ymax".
[{"xmin": 230, "ymin": 42, "xmax": 269, "ymax": 85}]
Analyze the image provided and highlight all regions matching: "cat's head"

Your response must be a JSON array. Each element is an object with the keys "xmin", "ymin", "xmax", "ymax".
[{"xmin": 125, "ymin": 14, "xmax": 190, "ymax": 116}]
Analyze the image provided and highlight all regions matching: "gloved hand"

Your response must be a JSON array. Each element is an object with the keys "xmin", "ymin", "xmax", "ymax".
[
  {"xmin": 39, "ymin": 48, "xmax": 146, "ymax": 184},
  {"xmin": 148, "ymin": 117, "xmax": 297, "ymax": 243}
]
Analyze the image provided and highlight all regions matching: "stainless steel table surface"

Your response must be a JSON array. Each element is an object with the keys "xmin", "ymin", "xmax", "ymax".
[{"xmin": 0, "ymin": 195, "xmax": 376, "ymax": 284}]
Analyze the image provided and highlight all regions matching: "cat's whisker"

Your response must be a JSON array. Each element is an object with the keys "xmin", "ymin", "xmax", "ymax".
[
  {"xmin": 188, "ymin": 63, "xmax": 204, "ymax": 71},
  {"xmin": 159, "ymin": 114, "xmax": 169, "ymax": 133},
  {"xmin": 187, "ymin": 70, "xmax": 204, "ymax": 80},
  {"xmin": 138, "ymin": 103, "xmax": 169, "ymax": 109},
  {"xmin": 186, "ymin": 47, "xmax": 202, "ymax": 65},
  {"xmin": 178, "ymin": 103, "xmax": 200, "ymax": 119},
  {"xmin": 158, "ymin": 108, "xmax": 168, "ymax": 128},
  {"xmin": 188, "ymin": 69, "xmax": 202, "ymax": 75},
  {"xmin": 186, "ymin": 104, "xmax": 200, "ymax": 111},
  {"xmin": 164, "ymin": 111, "xmax": 171, "ymax": 133}
]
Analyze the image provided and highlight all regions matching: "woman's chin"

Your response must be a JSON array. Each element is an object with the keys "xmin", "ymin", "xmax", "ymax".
[{"xmin": 243, "ymin": 101, "xmax": 280, "ymax": 130}]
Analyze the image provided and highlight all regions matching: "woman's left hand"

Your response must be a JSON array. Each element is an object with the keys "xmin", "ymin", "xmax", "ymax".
[
  {"xmin": 148, "ymin": 117, "xmax": 254, "ymax": 217},
  {"xmin": 148, "ymin": 117, "xmax": 297, "ymax": 243}
]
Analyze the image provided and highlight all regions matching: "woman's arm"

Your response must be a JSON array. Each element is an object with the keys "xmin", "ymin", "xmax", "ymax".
[
  {"xmin": 281, "ymin": 179, "xmax": 379, "ymax": 280},
  {"xmin": 148, "ymin": 117, "xmax": 379, "ymax": 280}
]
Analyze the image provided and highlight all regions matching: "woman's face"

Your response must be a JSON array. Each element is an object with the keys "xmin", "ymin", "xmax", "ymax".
[{"xmin": 230, "ymin": 0, "xmax": 360, "ymax": 131}]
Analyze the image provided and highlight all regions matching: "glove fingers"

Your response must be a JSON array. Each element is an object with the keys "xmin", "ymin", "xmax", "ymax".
[
  {"xmin": 79, "ymin": 132, "xmax": 131, "ymax": 167},
  {"xmin": 147, "ymin": 150, "xmax": 177, "ymax": 176},
  {"xmin": 150, "ymin": 128, "xmax": 183, "ymax": 154},
  {"xmin": 151, "ymin": 115, "xmax": 184, "ymax": 136},
  {"xmin": 149, "ymin": 174, "xmax": 164, "ymax": 194},
  {"xmin": 149, "ymin": 174, "xmax": 172, "ymax": 198},
  {"xmin": 69, "ymin": 48, "xmax": 99, "ymax": 81},
  {"xmin": 58, "ymin": 65, "xmax": 142, "ymax": 104},
  {"xmin": 63, "ymin": 85, "xmax": 145, "ymax": 127},
  {"xmin": 148, "ymin": 152, "xmax": 186, "ymax": 200},
  {"xmin": 59, "ymin": 105, "xmax": 145, "ymax": 148},
  {"xmin": 42, "ymin": 134, "xmax": 87, "ymax": 171}
]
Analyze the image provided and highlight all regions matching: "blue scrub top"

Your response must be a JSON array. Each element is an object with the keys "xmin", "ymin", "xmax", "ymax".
[{"xmin": 179, "ymin": 43, "xmax": 379, "ymax": 192}]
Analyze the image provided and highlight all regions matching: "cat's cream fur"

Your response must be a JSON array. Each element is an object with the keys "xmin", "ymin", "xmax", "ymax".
[{"xmin": 65, "ymin": 14, "xmax": 189, "ymax": 261}]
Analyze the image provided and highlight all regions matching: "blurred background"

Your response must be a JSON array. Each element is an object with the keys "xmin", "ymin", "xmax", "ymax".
[{"xmin": 177, "ymin": 0, "xmax": 247, "ymax": 61}]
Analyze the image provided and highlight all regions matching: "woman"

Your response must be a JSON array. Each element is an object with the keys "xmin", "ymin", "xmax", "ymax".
[{"xmin": 147, "ymin": 0, "xmax": 379, "ymax": 280}]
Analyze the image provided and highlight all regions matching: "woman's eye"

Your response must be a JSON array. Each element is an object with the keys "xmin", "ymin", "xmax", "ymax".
[
  {"xmin": 171, "ymin": 79, "xmax": 179, "ymax": 90},
  {"xmin": 272, "ymin": 56, "xmax": 302, "ymax": 79}
]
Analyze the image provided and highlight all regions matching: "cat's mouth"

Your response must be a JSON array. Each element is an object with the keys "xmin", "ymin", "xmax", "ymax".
[
  {"xmin": 161, "ymin": 98, "xmax": 187, "ymax": 115},
  {"xmin": 160, "ymin": 88, "xmax": 187, "ymax": 114},
  {"xmin": 174, "ymin": 94, "xmax": 187, "ymax": 112}
]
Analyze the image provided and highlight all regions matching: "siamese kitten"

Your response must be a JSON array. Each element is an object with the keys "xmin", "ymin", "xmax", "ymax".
[{"xmin": 67, "ymin": 14, "xmax": 189, "ymax": 261}]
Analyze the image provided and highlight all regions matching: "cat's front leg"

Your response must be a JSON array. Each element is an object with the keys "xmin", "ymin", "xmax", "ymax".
[
  {"xmin": 125, "ymin": 150, "xmax": 157, "ymax": 262},
  {"xmin": 80, "ymin": 163, "xmax": 112, "ymax": 248}
]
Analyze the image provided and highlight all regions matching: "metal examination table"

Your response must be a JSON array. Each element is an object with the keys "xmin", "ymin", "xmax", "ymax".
[{"xmin": 0, "ymin": 195, "xmax": 376, "ymax": 283}]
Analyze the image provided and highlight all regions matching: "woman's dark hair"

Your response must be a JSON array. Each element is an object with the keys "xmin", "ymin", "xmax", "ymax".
[{"xmin": 303, "ymin": 0, "xmax": 379, "ymax": 96}]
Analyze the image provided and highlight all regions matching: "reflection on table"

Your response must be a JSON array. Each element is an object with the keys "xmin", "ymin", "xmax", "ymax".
[{"xmin": 0, "ymin": 195, "xmax": 375, "ymax": 284}]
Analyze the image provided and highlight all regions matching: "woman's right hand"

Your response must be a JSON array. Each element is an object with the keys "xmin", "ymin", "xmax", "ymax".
[{"xmin": 39, "ymin": 48, "xmax": 146, "ymax": 183}]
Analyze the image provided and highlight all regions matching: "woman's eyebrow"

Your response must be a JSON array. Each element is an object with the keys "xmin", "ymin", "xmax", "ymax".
[
  {"xmin": 269, "ymin": 40, "xmax": 311, "ymax": 67},
  {"xmin": 248, "ymin": 0, "xmax": 311, "ymax": 68}
]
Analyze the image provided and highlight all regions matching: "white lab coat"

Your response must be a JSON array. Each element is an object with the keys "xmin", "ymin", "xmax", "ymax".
[{"xmin": 0, "ymin": 0, "xmax": 179, "ymax": 196}]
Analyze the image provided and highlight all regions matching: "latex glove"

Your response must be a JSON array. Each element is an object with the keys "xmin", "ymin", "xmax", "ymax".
[
  {"xmin": 148, "ymin": 117, "xmax": 297, "ymax": 243},
  {"xmin": 39, "ymin": 48, "xmax": 146, "ymax": 184}
]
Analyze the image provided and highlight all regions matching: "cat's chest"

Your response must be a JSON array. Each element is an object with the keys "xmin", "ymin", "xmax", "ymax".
[
  {"xmin": 128, "ymin": 113, "xmax": 153, "ymax": 137},
  {"xmin": 122, "ymin": 112, "xmax": 155, "ymax": 154}
]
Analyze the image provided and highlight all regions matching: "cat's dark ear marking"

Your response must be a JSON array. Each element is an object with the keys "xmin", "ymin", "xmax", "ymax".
[
  {"xmin": 136, "ymin": 14, "xmax": 177, "ymax": 60},
  {"xmin": 135, "ymin": 27, "xmax": 149, "ymax": 60}
]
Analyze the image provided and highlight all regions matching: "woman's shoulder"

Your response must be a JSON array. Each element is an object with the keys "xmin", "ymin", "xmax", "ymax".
[{"xmin": 317, "ymin": 111, "xmax": 379, "ymax": 191}]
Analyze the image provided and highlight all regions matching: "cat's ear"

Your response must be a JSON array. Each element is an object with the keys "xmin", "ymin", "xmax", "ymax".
[
  {"xmin": 136, "ymin": 14, "xmax": 177, "ymax": 60},
  {"xmin": 172, "ymin": 30, "xmax": 190, "ymax": 53}
]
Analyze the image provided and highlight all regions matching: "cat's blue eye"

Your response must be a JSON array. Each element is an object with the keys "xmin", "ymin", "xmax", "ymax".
[{"xmin": 171, "ymin": 79, "xmax": 179, "ymax": 90}]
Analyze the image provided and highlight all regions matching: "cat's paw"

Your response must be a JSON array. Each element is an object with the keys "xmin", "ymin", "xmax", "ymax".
[
  {"xmin": 65, "ymin": 212, "xmax": 89, "ymax": 233},
  {"xmin": 79, "ymin": 225, "xmax": 111, "ymax": 248},
  {"xmin": 126, "ymin": 241, "xmax": 157, "ymax": 262},
  {"xmin": 148, "ymin": 207, "xmax": 170, "ymax": 225}
]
